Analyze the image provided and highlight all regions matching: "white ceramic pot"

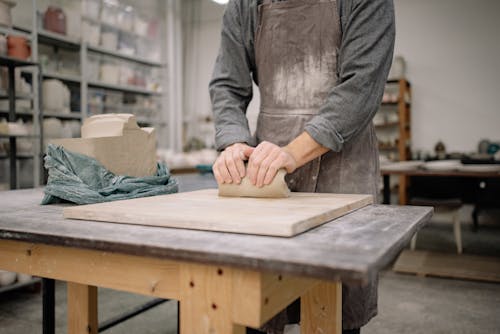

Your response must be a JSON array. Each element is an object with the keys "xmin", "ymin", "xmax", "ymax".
[
  {"xmin": 101, "ymin": 31, "xmax": 118, "ymax": 50},
  {"xmin": 43, "ymin": 117, "xmax": 63, "ymax": 139},
  {"xmin": 0, "ymin": 0, "xmax": 15, "ymax": 27},
  {"xmin": 0, "ymin": 270, "xmax": 17, "ymax": 286},
  {"xmin": 42, "ymin": 79, "xmax": 70, "ymax": 113},
  {"xmin": 100, "ymin": 63, "xmax": 120, "ymax": 85},
  {"xmin": 17, "ymin": 273, "xmax": 32, "ymax": 283}
]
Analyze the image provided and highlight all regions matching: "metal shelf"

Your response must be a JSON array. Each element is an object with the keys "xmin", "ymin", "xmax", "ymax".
[
  {"xmin": 0, "ymin": 55, "xmax": 37, "ymax": 68},
  {"xmin": 0, "ymin": 154, "xmax": 34, "ymax": 160},
  {"xmin": 0, "ymin": 92, "xmax": 34, "ymax": 100},
  {"xmin": 38, "ymin": 29, "xmax": 80, "ymax": 50},
  {"xmin": 0, "ymin": 110, "xmax": 33, "ymax": 118},
  {"xmin": 88, "ymin": 81, "xmax": 161, "ymax": 96},
  {"xmin": 87, "ymin": 45, "xmax": 163, "ymax": 67},
  {"xmin": 0, "ymin": 26, "xmax": 32, "ymax": 39},
  {"xmin": 43, "ymin": 112, "xmax": 82, "ymax": 120},
  {"xmin": 0, "ymin": 134, "xmax": 39, "ymax": 139},
  {"xmin": 42, "ymin": 72, "xmax": 81, "ymax": 84}
]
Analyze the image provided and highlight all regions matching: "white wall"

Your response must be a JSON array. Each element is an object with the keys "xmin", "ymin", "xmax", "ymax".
[
  {"xmin": 394, "ymin": 0, "xmax": 500, "ymax": 153},
  {"xmin": 184, "ymin": 0, "xmax": 500, "ymax": 153}
]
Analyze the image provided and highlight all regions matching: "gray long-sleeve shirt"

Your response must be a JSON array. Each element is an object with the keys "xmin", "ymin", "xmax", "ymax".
[{"xmin": 209, "ymin": 0, "xmax": 395, "ymax": 152}]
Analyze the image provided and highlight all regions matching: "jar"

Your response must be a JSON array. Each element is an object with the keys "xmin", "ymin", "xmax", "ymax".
[
  {"xmin": 43, "ymin": 6, "xmax": 67, "ymax": 35},
  {"xmin": 7, "ymin": 35, "xmax": 30, "ymax": 60}
]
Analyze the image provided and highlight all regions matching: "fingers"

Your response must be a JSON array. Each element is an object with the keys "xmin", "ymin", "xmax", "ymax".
[
  {"xmin": 247, "ymin": 141, "xmax": 286, "ymax": 187},
  {"xmin": 213, "ymin": 143, "xmax": 252, "ymax": 184}
]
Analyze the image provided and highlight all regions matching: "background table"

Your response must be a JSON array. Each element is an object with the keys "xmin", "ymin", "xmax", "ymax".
[{"xmin": 381, "ymin": 168, "xmax": 500, "ymax": 229}]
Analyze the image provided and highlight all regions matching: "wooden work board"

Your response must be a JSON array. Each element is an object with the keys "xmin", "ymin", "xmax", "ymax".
[{"xmin": 63, "ymin": 189, "xmax": 373, "ymax": 237}]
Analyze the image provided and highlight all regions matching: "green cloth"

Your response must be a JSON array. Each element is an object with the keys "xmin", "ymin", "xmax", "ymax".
[{"xmin": 42, "ymin": 144, "xmax": 178, "ymax": 205}]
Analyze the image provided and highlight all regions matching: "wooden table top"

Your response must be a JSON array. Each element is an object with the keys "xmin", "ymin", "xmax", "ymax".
[{"xmin": 0, "ymin": 175, "xmax": 432, "ymax": 285}]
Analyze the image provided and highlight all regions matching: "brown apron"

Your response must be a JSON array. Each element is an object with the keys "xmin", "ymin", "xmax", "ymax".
[{"xmin": 254, "ymin": 0, "xmax": 379, "ymax": 331}]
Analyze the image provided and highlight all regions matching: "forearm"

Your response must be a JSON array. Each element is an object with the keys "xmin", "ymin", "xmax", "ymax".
[
  {"xmin": 209, "ymin": 0, "xmax": 254, "ymax": 151},
  {"xmin": 305, "ymin": 0, "xmax": 395, "ymax": 152},
  {"xmin": 284, "ymin": 132, "xmax": 330, "ymax": 169}
]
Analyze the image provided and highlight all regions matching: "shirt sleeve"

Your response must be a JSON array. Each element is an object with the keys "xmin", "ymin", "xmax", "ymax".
[
  {"xmin": 209, "ymin": 0, "xmax": 254, "ymax": 151},
  {"xmin": 304, "ymin": 0, "xmax": 396, "ymax": 152}
]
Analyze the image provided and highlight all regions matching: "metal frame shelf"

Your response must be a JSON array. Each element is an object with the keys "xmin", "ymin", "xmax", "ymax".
[
  {"xmin": 88, "ymin": 81, "xmax": 162, "ymax": 96},
  {"xmin": 87, "ymin": 45, "xmax": 163, "ymax": 67}
]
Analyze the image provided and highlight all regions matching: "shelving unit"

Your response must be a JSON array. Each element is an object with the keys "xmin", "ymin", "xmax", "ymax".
[
  {"xmin": 0, "ymin": 55, "xmax": 39, "ymax": 190},
  {"xmin": 22, "ymin": 1, "xmax": 169, "ymax": 184},
  {"xmin": 87, "ymin": 80, "xmax": 161, "ymax": 95},
  {"xmin": 375, "ymin": 78, "xmax": 412, "ymax": 204}
]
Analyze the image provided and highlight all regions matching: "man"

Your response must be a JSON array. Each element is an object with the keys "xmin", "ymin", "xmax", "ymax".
[{"xmin": 209, "ymin": 0, "xmax": 395, "ymax": 333}]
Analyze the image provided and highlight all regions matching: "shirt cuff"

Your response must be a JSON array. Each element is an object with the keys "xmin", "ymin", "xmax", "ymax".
[
  {"xmin": 304, "ymin": 115, "xmax": 344, "ymax": 152},
  {"xmin": 215, "ymin": 126, "xmax": 253, "ymax": 151}
]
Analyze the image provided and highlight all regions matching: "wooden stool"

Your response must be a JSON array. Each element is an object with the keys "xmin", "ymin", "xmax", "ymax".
[{"xmin": 409, "ymin": 197, "xmax": 463, "ymax": 254}]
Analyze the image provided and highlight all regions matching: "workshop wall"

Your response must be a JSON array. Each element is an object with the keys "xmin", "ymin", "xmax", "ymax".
[{"xmin": 393, "ymin": 0, "xmax": 500, "ymax": 154}]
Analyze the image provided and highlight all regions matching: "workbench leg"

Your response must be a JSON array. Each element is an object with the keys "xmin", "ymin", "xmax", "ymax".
[
  {"xmin": 383, "ymin": 175, "xmax": 390, "ymax": 204},
  {"xmin": 42, "ymin": 278, "xmax": 55, "ymax": 334},
  {"xmin": 67, "ymin": 282, "xmax": 98, "ymax": 334},
  {"xmin": 179, "ymin": 264, "xmax": 245, "ymax": 334},
  {"xmin": 300, "ymin": 281, "xmax": 342, "ymax": 334}
]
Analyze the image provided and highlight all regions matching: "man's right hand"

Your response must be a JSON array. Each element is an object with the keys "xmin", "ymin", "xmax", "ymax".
[{"xmin": 213, "ymin": 142, "xmax": 253, "ymax": 184}]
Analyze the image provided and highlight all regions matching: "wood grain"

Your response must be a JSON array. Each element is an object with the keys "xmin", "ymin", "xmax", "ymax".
[
  {"xmin": 67, "ymin": 283, "xmax": 98, "ymax": 334},
  {"xmin": 63, "ymin": 189, "xmax": 373, "ymax": 237},
  {"xmin": 179, "ymin": 263, "xmax": 245, "ymax": 334},
  {"xmin": 0, "ymin": 240, "xmax": 181, "ymax": 299},
  {"xmin": 301, "ymin": 281, "xmax": 342, "ymax": 334},
  {"xmin": 232, "ymin": 270, "xmax": 317, "ymax": 327}
]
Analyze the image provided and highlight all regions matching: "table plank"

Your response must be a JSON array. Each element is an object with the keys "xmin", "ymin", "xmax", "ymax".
[{"xmin": 63, "ymin": 190, "xmax": 373, "ymax": 237}]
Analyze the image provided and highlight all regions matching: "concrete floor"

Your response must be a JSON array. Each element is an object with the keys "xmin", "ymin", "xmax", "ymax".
[{"xmin": 1, "ymin": 179, "xmax": 500, "ymax": 334}]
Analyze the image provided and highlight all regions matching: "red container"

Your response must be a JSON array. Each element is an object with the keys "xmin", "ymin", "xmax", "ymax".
[
  {"xmin": 43, "ymin": 6, "xmax": 66, "ymax": 35},
  {"xmin": 7, "ymin": 35, "xmax": 30, "ymax": 60}
]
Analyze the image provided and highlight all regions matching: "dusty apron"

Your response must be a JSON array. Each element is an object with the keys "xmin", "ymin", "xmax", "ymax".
[{"xmin": 254, "ymin": 0, "xmax": 379, "ymax": 331}]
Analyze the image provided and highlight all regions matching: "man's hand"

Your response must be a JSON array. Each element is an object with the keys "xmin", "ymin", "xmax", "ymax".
[
  {"xmin": 244, "ymin": 141, "xmax": 298, "ymax": 188},
  {"xmin": 213, "ymin": 143, "xmax": 253, "ymax": 184},
  {"xmin": 244, "ymin": 132, "xmax": 330, "ymax": 187}
]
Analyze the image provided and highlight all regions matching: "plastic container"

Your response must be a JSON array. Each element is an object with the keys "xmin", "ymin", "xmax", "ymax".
[
  {"xmin": 117, "ymin": 5, "xmax": 134, "ymax": 32},
  {"xmin": 133, "ymin": 15, "xmax": 148, "ymax": 37},
  {"xmin": 100, "ymin": 58, "xmax": 120, "ymax": 85},
  {"xmin": 100, "ymin": 27, "xmax": 118, "ymax": 50},
  {"xmin": 82, "ymin": 0, "xmax": 100, "ymax": 20},
  {"xmin": 83, "ymin": 19, "xmax": 100, "ymax": 46},
  {"xmin": 101, "ymin": 1, "xmax": 117, "ymax": 26},
  {"xmin": 86, "ymin": 53, "xmax": 101, "ymax": 81},
  {"xmin": 118, "ymin": 32, "xmax": 136, "ymax": 56}
]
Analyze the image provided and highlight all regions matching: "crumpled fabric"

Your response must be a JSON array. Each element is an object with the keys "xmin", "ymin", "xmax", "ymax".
[{"xmin": 41, "ymin": 144, "xmax": 178, "ymax": 205}]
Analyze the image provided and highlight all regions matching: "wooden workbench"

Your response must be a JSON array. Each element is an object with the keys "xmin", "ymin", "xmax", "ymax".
[{"xmin": 0, "ymin": 175, "xmax": 432, "ymax": 334}]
